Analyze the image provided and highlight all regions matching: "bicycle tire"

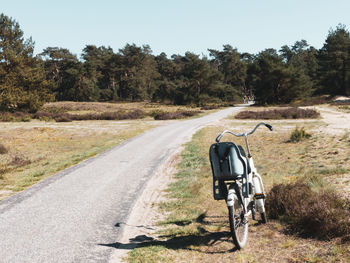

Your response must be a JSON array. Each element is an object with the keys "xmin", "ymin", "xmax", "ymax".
[{"xmin": 228, "ymin": 199, "xmax": 248, "ymax": 249}]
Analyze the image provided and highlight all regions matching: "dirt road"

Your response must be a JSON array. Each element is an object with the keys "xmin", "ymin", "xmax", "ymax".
[
  {"xmin": 0, "ymin": 106, "xmax": 243, "ymax": 263},
  {"xmin": 315, "ymin": 105, "xmax": 350, "ymax": 135}
]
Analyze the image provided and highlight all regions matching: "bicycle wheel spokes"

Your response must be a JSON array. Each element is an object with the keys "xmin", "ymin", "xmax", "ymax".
[{"xmin": 228, "ymin": 199, "xmax": 248, "ymax": 249}]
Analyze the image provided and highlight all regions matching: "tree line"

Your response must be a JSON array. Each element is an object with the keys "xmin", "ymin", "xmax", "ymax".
[{"xmin": 1, "ymin": 13, "xmax": 350, "ymax": 112}]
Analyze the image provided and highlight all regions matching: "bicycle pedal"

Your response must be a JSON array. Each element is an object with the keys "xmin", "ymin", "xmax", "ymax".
[{"xmin": 254, "ymin": 193, "xmax": 265, "ymax": 199}]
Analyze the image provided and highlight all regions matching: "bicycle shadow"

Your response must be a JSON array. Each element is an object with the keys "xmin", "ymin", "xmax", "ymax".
[
  {"xmin": 100, "ymin": 230, "xmax": 237, "ymax": 254},
  {"xmin": 99, "ymin": 213, "xmax": 238, "ymax": 254}
]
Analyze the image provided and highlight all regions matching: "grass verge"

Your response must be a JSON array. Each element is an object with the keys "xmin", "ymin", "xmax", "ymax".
[{"xmin": 126, "ymin": 119, "xmax": 350, "ymax": 263}]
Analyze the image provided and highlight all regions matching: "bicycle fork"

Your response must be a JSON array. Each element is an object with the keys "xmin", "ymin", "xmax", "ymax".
[
  {"xmin": 252, "ymin": 173, "xmax": 266, "ymax": 213},
  {"xmin": 226, "ymin": 183, "xmax": 251, "ymax": 218}
]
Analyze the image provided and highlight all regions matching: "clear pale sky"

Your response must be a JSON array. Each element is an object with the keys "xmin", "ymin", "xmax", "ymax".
[{"xmin": 2, "ymin": 0, "xmax": 350, "ymax": 57}]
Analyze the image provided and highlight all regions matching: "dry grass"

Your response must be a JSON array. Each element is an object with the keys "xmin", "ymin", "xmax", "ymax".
[
  {"xmin": 126, "ymin": 114, "xmax": 350, "ymax": 262},
  {"xmin": 0, "ymin": 120, "xmax": 159, "ymax": 200},
  {"xmin": 42, "ymin": 101, "xmax": 204, "ymax": 116},
  {"xmin": 329, "ymin": 98, "xmax": 350, "ymax": 113},
  {"xmin": 289, "ymin": 95, "xmax": 332, "ymax": 106}
]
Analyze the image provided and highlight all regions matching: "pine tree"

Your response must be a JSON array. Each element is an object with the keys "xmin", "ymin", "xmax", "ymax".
[
  {"xmin": 0, "ymin": 13, "xmax": 52, "ymax": 112},
  {"xmin": 318, "ymin": 24, "xmax": 350, "ymax": 95}
]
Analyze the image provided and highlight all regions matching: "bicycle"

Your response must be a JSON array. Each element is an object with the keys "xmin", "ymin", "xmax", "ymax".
[{"xmin": 209, "ymin": 122, "xmax": 273, "ymax": 249}]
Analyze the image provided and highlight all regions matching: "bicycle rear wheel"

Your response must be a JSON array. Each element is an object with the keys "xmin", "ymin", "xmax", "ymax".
[{"xmin": 228, "ymin": 198, "xmax": 248, "ymax": 249}]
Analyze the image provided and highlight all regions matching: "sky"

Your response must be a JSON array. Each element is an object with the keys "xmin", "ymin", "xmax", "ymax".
[{"xmin": 2, "ymin": 0, "xmax": 350, "ymax": 58}]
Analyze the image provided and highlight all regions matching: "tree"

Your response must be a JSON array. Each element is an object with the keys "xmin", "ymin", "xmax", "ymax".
[
  {"xmin": 117, "ymin": 44, "xmax": 159, "ymax": 101},
  {"xmin": 0, "ymin": 13, "xmax": 52, "ymax": 112},
  {"xmin": 279, "ymin": 40, "xmax": 316, "ymax": 98},
  {"xmin": 81, "ymin": 45, "xmax": 119, "ymax": 100},
  {"xmin": 318, "ymin": 24, "xmax": 350, "ymax": 95},
  {"xmin": 40, "ymin": 47, "xmax": 78, "ymax": 100},
  {"xmin": 169, "ymin": 52, "xmax": 228, "ymax": 105},
  {"xmin": 153, "ymin": 52, "xmax": 178, "ymax": 103},
  {"xmin": 40, "ymin": 47, "xmax": 101, "ymax": 101},
  {"xmin": 209, "ymin": 45, "xmax": 247, "ymax": 97},
  {"xmin": 248, "ymin": 49, "xmax": 312, "ymax": 104}
]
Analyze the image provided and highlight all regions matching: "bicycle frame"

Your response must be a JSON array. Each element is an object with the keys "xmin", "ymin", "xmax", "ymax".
[{"xmin": 216, "ymin": 122, "xmax": 273, "ymax": 215}]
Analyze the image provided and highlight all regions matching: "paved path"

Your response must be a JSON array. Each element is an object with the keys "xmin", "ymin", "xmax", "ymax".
[{"xmin": 0, "ymin": 106, "xmax": 243, "ymax": 263}]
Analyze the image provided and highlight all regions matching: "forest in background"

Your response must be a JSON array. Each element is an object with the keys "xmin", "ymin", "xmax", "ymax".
[{"xmin": 1, "ymin": 13, "xmax": 350, "ymax": 113}]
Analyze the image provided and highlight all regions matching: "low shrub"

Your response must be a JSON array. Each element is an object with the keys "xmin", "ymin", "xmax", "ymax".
[
  {"xmin": 34, "ymin": 109, "xmax": 145, "ymax": 122},
  {"xmin": 34, "ymin": 112, "xmax": 72, "ymax": 122},
  {"xmin": 266, "ymin": 181, "xmax": 350, "ymax": 241},
  {"xmin": 55, "ymin": 115, "xmax": 73, "ymax": 122},
  {"xmin": 153, "ymin": 110, "xmax": 201, "ymax": 120},
  {"xmin": 200, "ymin": 105, "xmax": 220, "ymax": 110},
  {"xmin": 289, "ymin": 127, "xmax": 311, "ymax": 142},
  {"xmin": 70, "ymin": 109, "xmax": 144, "ymax": 121},
  {"xmin": 10, "ymin": 155, "xmax": 31, "ymax": 167},
  {"xmin": 114, "ymin": 109, "xmax": 144, "ymax": 120},
  {"xmin": 0, "ymin": 143, "xmax": 8, "ymax": 154},
  {"xmin": 235, "ymin": 107, "xmax": 320, "ymax": 119},
  {"xmin": 34, "ymin": 111, "xmax": 55, "ymax": 120},
  {"xmin": 0, "ymin": 112, "xmax": 32, "ymax": 122}
]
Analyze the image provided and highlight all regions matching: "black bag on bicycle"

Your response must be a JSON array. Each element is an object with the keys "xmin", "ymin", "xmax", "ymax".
[{"xmin": 209, "ymin": 142, "xmax": 248, "ymax": 200}]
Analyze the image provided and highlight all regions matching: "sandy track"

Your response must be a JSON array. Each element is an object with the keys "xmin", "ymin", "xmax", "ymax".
[{"xmin": 316, "ymin": 105, "xmax": 350, "ymax": 135}]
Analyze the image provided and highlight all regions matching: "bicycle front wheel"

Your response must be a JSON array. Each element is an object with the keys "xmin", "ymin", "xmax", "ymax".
[{"xmin": 228, "ymin": 199, "xmax": 248, "ymax": 249}]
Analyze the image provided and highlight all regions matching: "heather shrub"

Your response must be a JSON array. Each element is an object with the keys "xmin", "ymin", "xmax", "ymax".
[
  {"xmin": 235, "ymin": 107, "xmax": 320, "ymax": 119},
  {"xmin": 10, "ymin": 155, "xmax": 31, "ymax": 167},
  {"xmin": 55, "ymin": 115, "xmax": 73, "ymax": 122},
  {"xmin": 266, "ymin": 181, "xmax": 350, "ymax": 241},
  {"xmin": 34, "ymin": 109, "xmax": 145, "ymax": 121},
  {"xmin": 71, "ymin": 109, "xmax": 145, "ymax": 121},
  {"xmin": 153, "ymin": 110, "xmax": 201, "ymax": 120},
  {"xmin": 200, "ymin": 105, "xmax": 220, "ymax": 110},
  {"xmin": 0, "ymin": 143, "xmax": 8, "ymax": 154},
  {"xmin": 0, "ymin": 112, "xmax": 32, "ymax": 122}
]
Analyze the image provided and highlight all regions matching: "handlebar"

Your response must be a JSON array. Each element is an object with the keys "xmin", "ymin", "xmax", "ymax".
[{"xmin": 215, "ymin": 122, "xmax": 273, "ymax": 142}]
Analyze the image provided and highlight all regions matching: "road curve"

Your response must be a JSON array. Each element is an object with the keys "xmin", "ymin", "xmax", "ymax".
[{"xmin": 0, "ymin": 106, "xmax": 244, "ymax": 263}]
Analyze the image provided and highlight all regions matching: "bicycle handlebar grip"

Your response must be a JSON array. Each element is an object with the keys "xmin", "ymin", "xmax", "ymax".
[
  {"xmin": 215, "ymin": 134, "xmax": 223, "ymax": 142},
  {"xmin": 265, "ymin": 124, "xmax": 273, "ymax": 131}
]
